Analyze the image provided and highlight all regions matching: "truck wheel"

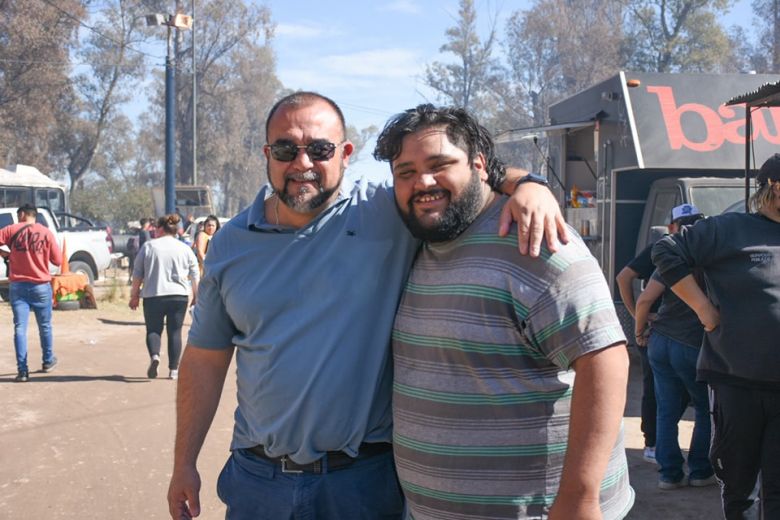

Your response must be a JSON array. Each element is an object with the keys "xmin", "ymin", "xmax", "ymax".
[{"xmin": 68, "ymin": 261, "xmax": 95, "ymax": 285}]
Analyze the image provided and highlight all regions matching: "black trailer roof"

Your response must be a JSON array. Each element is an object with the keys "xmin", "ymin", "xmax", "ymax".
[
  {"xmin": 724, "ymin": 80, "xmax": 780, "ymax": 211},
  {"xmin": 725, "ymin": 80, "xmax": 780, "ymax": 108}
]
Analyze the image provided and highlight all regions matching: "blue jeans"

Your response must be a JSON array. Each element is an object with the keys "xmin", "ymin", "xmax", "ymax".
[
  {"xmin": 10, "ymin": 281, "xmax": 54, "ymax": 373},
  {"xmin": 217, "ymin": 448, "xmax": 403, "ymax": 519},
  {"xmin": 648, "ymin": 331, "xmax": 713, "ymax": 483}
]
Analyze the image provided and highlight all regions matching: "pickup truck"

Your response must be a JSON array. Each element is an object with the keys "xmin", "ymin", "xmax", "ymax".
[{"xmin": 0, "ymin": 207, "xmax": 112, "ymax": 298}]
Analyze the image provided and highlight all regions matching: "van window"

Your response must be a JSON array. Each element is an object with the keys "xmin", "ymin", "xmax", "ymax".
[
  {"xmin": 649, "ymin": 190, "xmax": 681, "ymax": 228},
  {"xmin": 690, "ymin": 186, "xmax": 750, "ymax": 218},
  {"xmin": 35, "ymin": 214, "xmax": 48, "ymax": 227},
  {"xmin": 0, "ymin": 214, "xmax": 13, "ymax": 228}
]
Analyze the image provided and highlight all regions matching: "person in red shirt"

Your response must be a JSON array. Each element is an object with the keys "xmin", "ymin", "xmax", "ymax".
[{"xmin": 0, "ymin": 204, "xmax": 63, "ymax": 382}]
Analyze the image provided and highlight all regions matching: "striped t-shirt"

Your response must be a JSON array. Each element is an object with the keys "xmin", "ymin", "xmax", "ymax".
[{"xmin": 392, "ymin": 196, "xmax": 634, "ymax": 520}]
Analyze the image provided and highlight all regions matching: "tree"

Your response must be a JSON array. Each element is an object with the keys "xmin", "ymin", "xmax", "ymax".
[
  {"xmin": 496, "ymin": 0, "xmax": 624, "ymax": 169},
  {"xmin": 139, "ymin": 0, "xmax": 282, "ymax": 216},
  {"xmin": 751, "ymin": 0, "xmax": 780, "ymax": 72},
  {"xmin": 49, "ymin": 0, "xmax": 148, "ymax": 194},
  {"xmin": 424, "ymin": 0, "xmax": 502, "ymax": 118},
  {"xmin": 0, "ymin": 0, "xmax": 83, "ymax": 171},
  {"xmin": 70, "ymin": 177, "xmax": 153, "ymax": 229},
  {"xmin": 624, "ymin": 0, "xmax": 736, "ymax": 72},
  {"xmin": 346, "ymin": 124, "xmax": 378, "ymax": 165}
]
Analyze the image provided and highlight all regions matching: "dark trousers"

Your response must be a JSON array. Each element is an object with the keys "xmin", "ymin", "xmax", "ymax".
[
  {"xmin": 710, "ymin": 382, "xmax": 780, "ymax": 520},
  {"xmin": 638, "ymin": 346, "xmax": 657, "ymax": 447},
  {"xmin": 142, "ymin": 295, "xmax": 188, "ymax": 369},
  {"xmin": 217, "ymin": 449, "xmax": 403, "ymax": 519}
]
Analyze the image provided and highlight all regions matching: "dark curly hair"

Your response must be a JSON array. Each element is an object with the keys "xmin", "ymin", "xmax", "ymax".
[{"xmin": 373, "ymin": 104, "xmax": 506, "ymax": 191}]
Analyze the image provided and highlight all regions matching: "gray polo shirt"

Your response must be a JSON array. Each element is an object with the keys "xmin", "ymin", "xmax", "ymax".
[{"xmin": 188, "ymin": 178, "xmax": 419, "ymax": 464}]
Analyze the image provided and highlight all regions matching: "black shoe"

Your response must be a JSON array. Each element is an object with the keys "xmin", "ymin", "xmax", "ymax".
[
  {"xmin": 43, "ymin": 357, "xmax": 58, "ymax": 373},
  {"xmin": 147, "ymin": 355, "xmax": 160, "ymax": 379},
  {"xmin": 15, "ymin": 371, "xmax": 29, "ymax": 382}
]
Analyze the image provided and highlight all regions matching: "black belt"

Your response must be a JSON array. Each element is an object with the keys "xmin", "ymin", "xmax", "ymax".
[{"xmin": 245, "ymin": 442, "xmax": 392, "ymax": 474}]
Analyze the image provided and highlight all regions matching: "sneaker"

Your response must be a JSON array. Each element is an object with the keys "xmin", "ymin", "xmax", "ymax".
[
  {"xmin": 14, "ymin": 371, "xmax": 29, "ymax": 382},
  {"xmin": 147, "ymin": 355, "xmax": 160, "ymax": 379},
  {"xmin": 689, "ymin": 475, "xmax": 718, "ymax": 487},
  {"xmin": 658, "ymin": 478, "xmax": 686, "ymax": 490},
  {"xmin": 169, "ymin": 369, "xmax": 178, "ymax": 380},
  {"xmin": 643, "ymin": 446, "xmax": 657, "ymax": 464},
  {"xmin": 42, "ymin": 357, "xmax": 58, "ymax": 373}
]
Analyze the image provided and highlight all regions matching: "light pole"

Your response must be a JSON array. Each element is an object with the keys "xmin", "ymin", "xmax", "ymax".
[
  {"xmin": 146, "ymin": 13, "xmax": 192, "ymax": 215},
  {"xmin": 191, "ymin": 0, "xmax": 197, "ymax": 186}
]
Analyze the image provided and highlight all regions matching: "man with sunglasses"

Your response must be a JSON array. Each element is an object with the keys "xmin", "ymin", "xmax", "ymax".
[{"xmin": 167, "ymin": 91, "xmax": 568, "ymax": 520}]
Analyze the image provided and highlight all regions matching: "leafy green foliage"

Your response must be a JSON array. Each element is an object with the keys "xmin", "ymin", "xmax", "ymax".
[{"xmin": 70, "ymin": 178, "xmax": 152, "ymax": 230}]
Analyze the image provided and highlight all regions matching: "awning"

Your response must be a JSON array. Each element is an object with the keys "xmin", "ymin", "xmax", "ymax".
[
  {"xmin": 723, "ymin": 80, "xmax": 780, "ymax": 211},
  {"xmin": 725, "ymin": 80, "xmax": 780, "ymax": 108},
  {"xmin": 494, "ymin": 120, "xmax": 596, "ymax": 144}
]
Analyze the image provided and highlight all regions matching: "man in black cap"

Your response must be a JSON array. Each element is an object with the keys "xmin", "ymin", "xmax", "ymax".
[{"xmin": 652, "ymin": 154, "xmax": 780, "ymax": 518}]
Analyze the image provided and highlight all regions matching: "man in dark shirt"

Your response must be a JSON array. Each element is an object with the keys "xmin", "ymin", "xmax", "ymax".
[
  {"xmin": 616, "ymin": 242, "xmax": 659, "ymax": 463},
  {"xmin": 652, "ymin": 156, "xmax": 780, "ymax": 518},
  {"xmin": 635, "ymin": 206, "xmax": 714, "ymax": 490}
]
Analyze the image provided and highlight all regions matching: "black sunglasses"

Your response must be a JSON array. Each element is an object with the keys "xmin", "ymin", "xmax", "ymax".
[{"xmin": 267, "ymin": 139, "xmax": 342, "ymax": 162}]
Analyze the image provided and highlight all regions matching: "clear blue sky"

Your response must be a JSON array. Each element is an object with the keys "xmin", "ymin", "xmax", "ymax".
[{"xmin": 263, "ymin": 0, "xmax": 755, "ymax": 179}]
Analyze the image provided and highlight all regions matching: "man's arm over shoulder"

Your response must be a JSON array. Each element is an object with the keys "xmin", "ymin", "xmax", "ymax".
[
  {"xmin": 498, "ymin": 167, "xmax": 569, "ymax": 257},
  {"xmin": 549, "ymin": 343, "xmax": 629, "ymax": 520},
  {"xmin": 168, "ymin": 344, "xmax": 234, "ymax": 519}
]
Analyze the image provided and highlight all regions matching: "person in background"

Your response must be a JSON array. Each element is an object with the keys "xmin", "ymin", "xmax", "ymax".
[
  {"xmin": 616, "ymin": 240, "xmax": 659, "ymax": 463},
  {"xmin": 166, "ymin": 91, "xmax": 567, "ymax": 520},
  {"xmin": 652, "ymin": 154, "xmax": 780, "ymax": 519},
  {"xmin": 0, "ymin": 203, "xmax": 62, "ymax": 382},
  {"xmin": 129, "ymin": 214, "xmax": 199, "ymax": 381},
  {"xmin": 373, "ymin": 104, "xmax": 633, "ymax": 520},
  {"xmin": 635, "ymin": 205, "xmax": 714, "ymax": 491},
  {"xmin": 126, "ymin": 225, "xmax": 140, "ymax": 285},
  {"xmin": 138, "ymin": 218, "xmax": 153, "ymax": 249},
  {"xmin": 193, "ymin": 215, "xmax": 220, "ymax": 275}
]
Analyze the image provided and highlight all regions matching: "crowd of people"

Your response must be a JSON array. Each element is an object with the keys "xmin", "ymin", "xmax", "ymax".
[{"xmin": 3, "ymin": 90, "xmax": 779, "ymax": 520}]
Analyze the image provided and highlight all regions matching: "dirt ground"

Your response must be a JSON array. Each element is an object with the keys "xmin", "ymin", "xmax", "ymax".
[{"xmin": 0, "ymin": 268, "xmax": 723, "ymax": 519}]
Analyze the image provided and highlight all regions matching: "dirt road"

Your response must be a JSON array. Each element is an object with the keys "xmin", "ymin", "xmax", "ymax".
[{"xmin": 0, "ymin": 276, "xmax": 723, "ymax": 519}]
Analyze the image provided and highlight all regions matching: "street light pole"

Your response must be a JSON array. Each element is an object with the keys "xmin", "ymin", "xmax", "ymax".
[
  {"xmin": 165, "ymin": 22, "xmax": 176, "ymax": 215},
  {"xmin": 146, "ymin": 12, "xmax": 192, "ymax": 215},
  {"xmin": 191, "ymin": 0, "xmax": 197, "ymax": 186}
]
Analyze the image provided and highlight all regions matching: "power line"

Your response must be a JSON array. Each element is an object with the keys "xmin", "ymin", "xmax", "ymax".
[
  {"xmin": 338, "ymin": 102, "xmax": 394, "ymax": 117},
  {"xmin": 0, "ymin": 57, "xmax": 95, "ymax": 67},
  {"xmin": 36, "ymin": 0, "xmax": 163, "ymax": 60}
]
